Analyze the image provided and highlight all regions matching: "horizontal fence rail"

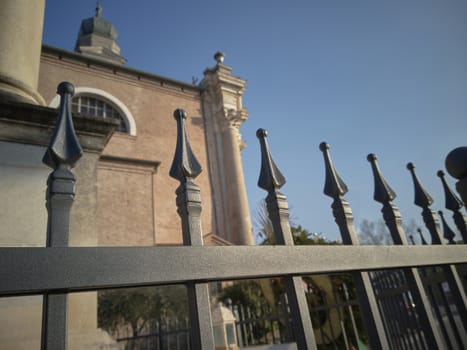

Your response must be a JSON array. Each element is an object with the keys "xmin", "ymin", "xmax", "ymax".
[
  {"xmin": 1, "ymin": 245, "xmax": 466, "ymax": 296},
  {"xmin": 2, "ymin": 82, "xmax": 467, "ymax": 349}
]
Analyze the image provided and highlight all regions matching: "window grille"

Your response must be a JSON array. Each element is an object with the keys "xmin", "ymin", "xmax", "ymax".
[{"xmin": 72, "ymin": 95, "xmax": 128, "ymax": 133}]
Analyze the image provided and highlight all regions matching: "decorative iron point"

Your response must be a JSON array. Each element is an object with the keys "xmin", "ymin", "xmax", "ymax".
[
  {"xmin": 407, "ymin": 162, "xmax": 433, "ymax": 208},
  {"xmin": 318, "ymin": 144, "xmax": 391, "ymax": 347},
  {"xmin": 437, "ymin": 170, "xmax": 467, "ymax": 242},
  {"xmin": 319, "ymin": 142, "xmax": 361, "ymax": 245},
  {"xmin": 255, "ymin": 129, "xmax": 317, "ymax": 348},
  {"xmin": 319, "ymin": 142, "xmax": 348, "ymax": 198},
  {"xmin": 169, "ymin": 109, "xmax": 202, "ymax": 182},
  {"xmin": 367, "ymin": 154, "xmax": 408, "ymax": 245},
  {"xmin": 438, "ymin": 210, "xmax": 456, "ymax": 244},
  {"xmin": 407, "ymin": 162, "xmax": 444, "ymax": 244},
  {"xmin": 256, "ymin": 128, "xmax": 286, "ymax": 191},
  {"xmin": 40, "ymin": 82, "xmax": 84, "ymax": 350},
  {"xmin": 367, "ymin": 153, "xmax": 397, "ymax": 204},
  {"xmin": 42, "ymin": 82, "xmax": 83, "ymax": 169},
  {"xmin": 437, "ymin": 170, "xmax": 463, "ymax": 211}
]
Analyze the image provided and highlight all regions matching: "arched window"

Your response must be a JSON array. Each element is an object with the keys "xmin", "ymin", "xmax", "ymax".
[
  {"xmin": 48, "ymin": 87, "xmax": 137, "ymax": 136},
  {"xmin": 71, "ymin": 95, "xmax": 128, "ymax": 133}
]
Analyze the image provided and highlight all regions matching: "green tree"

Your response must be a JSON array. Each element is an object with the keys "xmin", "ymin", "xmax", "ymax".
[
  {"xmin": 98, "ymin": 285, "xmax": 188, "ymax": 339},
  {"xmin": 358, "ymin": 218, "xmax": 419, "ymax": 245}
]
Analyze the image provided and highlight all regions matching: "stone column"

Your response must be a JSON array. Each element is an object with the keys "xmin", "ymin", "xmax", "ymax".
[
  {"xmin": 201, "ymin": 53, "xmax": 254, "ymax": 245},
  {"xmin": 0, "ymin": 0, "xmax": 46, "ymax": 105}
]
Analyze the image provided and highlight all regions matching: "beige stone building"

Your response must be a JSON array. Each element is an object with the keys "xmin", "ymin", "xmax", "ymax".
[
  {"xmin": 0, "ymin": 2, "xmax": 253, "ymax": 349},
  {"xmin": 38, "ymin": 6, "xmax": 254, "ymax": 247}
]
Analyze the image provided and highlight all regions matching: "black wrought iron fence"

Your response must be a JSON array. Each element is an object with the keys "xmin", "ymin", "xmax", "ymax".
[
  {"xmin": 0, "ymin": 82, "xmax": 466, "ymax": 350},
  {"xmin": 117, "ymin": 319, "xmax": 190, "ymax": 350},
  {"xmin": 226, "ymin": 275, "xmax": 365, "ymax": 350}
]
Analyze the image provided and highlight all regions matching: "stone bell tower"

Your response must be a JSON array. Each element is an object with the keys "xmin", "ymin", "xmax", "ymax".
[
  {"xmin": 201, "ymin": 52, "xmax": 254, "ymax": 245},
  {"xmin": 74, "ymin": 3, "xmax": 126, "ymax": 65}
]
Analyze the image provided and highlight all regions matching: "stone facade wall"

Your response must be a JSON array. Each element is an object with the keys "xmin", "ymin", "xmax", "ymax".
[{"xmin": 38, "ymin": 48, "xmax": 215, "ymax": 245}]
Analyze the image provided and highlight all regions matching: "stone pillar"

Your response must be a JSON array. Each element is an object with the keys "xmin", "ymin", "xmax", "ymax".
[
  {"xmin": 201, "ymin": 53, "xmax": 254, "ymax": 245},
  {"xmin": 0, "ymin": 0, "xmax": 46, "ymax": 105}
]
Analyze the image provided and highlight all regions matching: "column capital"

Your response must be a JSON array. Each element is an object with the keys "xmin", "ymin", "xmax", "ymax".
[{"xmin": 225, "ymin": 108, "xmax": 248, "ymax": 128}]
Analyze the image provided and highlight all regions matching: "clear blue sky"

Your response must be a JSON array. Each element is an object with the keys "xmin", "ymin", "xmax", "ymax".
[{"xmin": 43, "ymin": 0, "xmax": 467, "ymax": 243}]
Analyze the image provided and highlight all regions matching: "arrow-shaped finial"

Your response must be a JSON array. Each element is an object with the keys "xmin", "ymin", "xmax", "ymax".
[
  {"xmin": 437, "ymin": 170, "xmax": 463, "ymax": 211},
  {"xmin": 319, "ymin": 142, "xmax": 348, "ymax": 198},
  {"xmin": 169, "ymin": 109, "xmax": 202, "ymax": 181},
  {"xmin": 256, "ymin": 129, "xmax": 286, "ymax": 191},
  {"xmin": 407, "ymin": 162, "xmax": 433, "ymax": 208},
  {"xmin": 367, "ymin": 154, "xmax": 397, "ymax": 204},
  {"xmin": 42, "ymin": 82, "xmax": 83, "ymax": 169}
]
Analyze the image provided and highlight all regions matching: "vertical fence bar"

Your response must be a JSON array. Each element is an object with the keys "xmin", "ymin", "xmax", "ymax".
[
  {"xmin": 256, "ymin": 129, "xmax": 317, "ymax": 349},
  {"xmin": 407, "ymin": 162, "xmax": 467, "ymax": 329},
  {"xmin": 437, "ymin": 170, "xmax": 467, "ymax": 243},
  {"xmin": 367, "ymin": 154, "xmax": 446, "ymax": 349},
  {"xmin": 319, "ymin": 143, "xmax": 389, "ymax": 350},
  {"xmin": 170, "ymin": 109, "xmax": 215, "ymax": 350},
  {"xmin": 438, "ymin": 211, "xmax": 457, "ymax": 244},
  {"xmin": 41, "ymin": 82, "xmax": 83, "ymax": 350}
]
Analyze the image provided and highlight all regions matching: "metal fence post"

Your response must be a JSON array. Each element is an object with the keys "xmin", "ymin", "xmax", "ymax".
[
  {"xmin": 256, "ymin": 129, "xmax": 317, "ymax": 349},
  {"xmin": 41, "ymin": 82, "xmax": 83, "ymax": 350},
  {"xmin": 407, "ymin": 162, "xmax": 467, "ymax": 330},
  {"xmin": 319, "ymin": 143, "xmax": 389, "ymax": 350},
  {"xmin": 169, "ymin": 109, "xmax": 215, "ymax": 350},
  {"xmin": 367, "ymin": 154, "xmax": 446, "ymax": 348}
]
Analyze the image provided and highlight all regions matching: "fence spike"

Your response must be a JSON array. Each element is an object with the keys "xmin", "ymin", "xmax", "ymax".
[
  {"xmin": 319, "ymin": 142, "xmax": 357, "ymax": 244},
  {"xmin": 437, "ymin": 170, "xmax": 463, "ymax": 211},
  {"xmin": 41, "ymin": 81, "xmax": 83, "ymax": 350},
  {"xmin": 437, "ymin": 170, "xmax": 467, "ymax": 242},
  {"xmin": 256, "ymin": 129, "xmax": 317, "ymax": 349},
  {"xmin": 169, "ymin": 109, "xmax": 202, "ymax": 182},
  {"xmin": 407, "ymin": 162, "xmax": 440, "ymax": 244},
  {"xmin": 367, "ymin": 154, "xmax": 396, "ymax": 203},
  {"xmin": 438, "ymin": 211, "xmax": 457, "ymax": 244},
  {"xmin": 407, "ymin": 162, "xmax": 446, "ymax": 245},
  {"xmin": 319, "ymin": 142, "xmax": 348, "ymax": 198},
  {"xmin": 42, "ymin": 82, "xmax": 83, "ymax": 169},
  {"xmin": 256, "ymin": 128, "xmax": 286, "ymax": 191},
  {"xmin": 407, "ymin": 162, "xmax": 434, "ymax": 208},
  {"xmin": 367, "ymin": 155, "xmax": 451, "ymax": 346},
  {"xmin": 319, "ymin": 144, "xmax": 390, "ymax": 349},
  {"xmin": 367, "ymin": 154, "xmax": 407, "ymax": 245},
  {"xmin": 169, "ymin": 109, "xmax": 214, "ymax": 350}
]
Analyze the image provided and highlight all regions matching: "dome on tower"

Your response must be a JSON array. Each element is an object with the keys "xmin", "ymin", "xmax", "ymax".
[{"xmin": 74, "ymin": 4, "xmax": 125, "ymax": 65}]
